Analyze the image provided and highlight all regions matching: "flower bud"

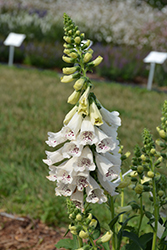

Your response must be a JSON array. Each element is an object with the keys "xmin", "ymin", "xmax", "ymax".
[
  {"xmin": 76, "ymin": 213, "xmax": 82, "ymax": 221},
  {"xmin": 74, "ymin": 36, "xmax": 81, "ymax": 44},
  {"xmin": 63, "ymin": 106, "xmax": 78, "ymax": 125},
  {"xmin": 96, "ymin": 231, "xmax": 112, "ymax": 244},
  {"xmin": 62, "ymin": 55, "xmax": 75, "ymax": 64},
  {"xmin": 158, "ymin": 190, "xmax": 164, "ymax": 197},
  {"xmin": 159, "ymin": 129, "xmax": 166, "ymax": 139},
  {"xmin": 63, "ymin": 66, "xmax": 79, "ymax": 75},
  {"xmin": 150, "ymin": 148, "xmax": 156, "ymax": 155},
  {"xmin": 89, "ymin": 101, "xmax": 103, "ymax": 126},
  {"xmin": 87, "ymin": 56, "xmax": 103, "ymax": 67},
  {"xmin": 75, "ymin": 30, "xmax": 80, "ymax": 36},
  {"xmin": 73, "ymin": 78, "xmax": 85, "ymax": 91},
  {"xmin": 64, "ymin": 49, "xmax": 71, "ymax": 55},
  {"xmin": 61, "ymin": 75, "xmax": 74, "ymax": 83},
  {"xmin": 82, "ymin": 40, "xmax": 91, "ymax": 50},
  {"xmin": 140, "ymin": 154, "xmax": 146, "ymax": 161},
  {"xmin": 130, "ymin": 171, "xmax": 138, "ymax": 177},
  {"xmin": 79, "ymin": 230, "xmax": 89, "ymax": 239},
  {"xmin": 68, "ymin": 90, "xmax": 80, "ymax": 104},
  {"xmin": 80, "ymin": 33, "xmax": 85, "ymax": 39},
  {"xmin": 69, "ymin": 225, "xmax": 77, "ymax": 235},
  {"xmin": 147, "ymin": 171, "xmax": 154, "ymax": 178},
  {"xmin": 89, "ymin": 219, "xmax": 97, "ymax": 228},
  {"xmin": 63, "ymin": 36, "xmax": 72, "ymax": 43},
  {"xmin": 69, "ymin": 52, "xmax": 78, "ymax": 59},
  {"xmin": 83, "ymin": 52, "xmax": 92, "ymax": 63},
  {"xmin": 137, "ymin": 165, "xmax": 143, "ymax": 173},
  {"xmin": 134, "ymin": 184, "xmax": 143, "ymax": 194}
]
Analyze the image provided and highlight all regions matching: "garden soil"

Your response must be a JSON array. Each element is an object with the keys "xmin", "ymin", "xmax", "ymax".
[{"xmin": 0, "ymin": 213, "xmax": 72, "ymax": 250}]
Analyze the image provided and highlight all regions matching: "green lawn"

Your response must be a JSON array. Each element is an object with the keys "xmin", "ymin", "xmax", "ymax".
[{"xmin": 0, "ymin": 65, "xmax": 166, "ymax": 226}]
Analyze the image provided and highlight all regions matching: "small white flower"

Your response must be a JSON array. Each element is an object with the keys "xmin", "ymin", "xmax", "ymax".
[
  {"xmin": 62, "ymin": 112, "xmax": 83, "ymax": 140},
  {"xmin": 73, "ymin": 171, "xmax": 90, "ymax": 191},
  {"xmin": 95, "ymin": 127, "xmax": 116, "ymax": 153},
  {"xmin": 73, "ymin": 146, "xmax": 96, "ymax": 172},
  {"xmin": 43, "ymin": 147, "xmax": 66, "ymax": 166},
  {"xmin": 78, "ymin": 116, "xmax": 98, "ymax": 145},
  {"xmin": 46, "ymin": 131, "xmax": 66, "ymax": 147},
  {"xmin": 98, "ymin": 171, "xmax": 118, "ymax": 196},
  {"xmin": 56, "ymin": 163, "xmax": 75, "ymax": 184},
  {"xmin": 55, "ymin": 183, "xmax": 76, "ymax": 197},
  {"xmin": 95, "ymin": 153, "xmax": 120, "ymax": 181},
  {"xmin": 62, "ymin": 141, "xmax": 83, "ymax": 158},
  {"xmin": 86, "ymin": 176, "xmax": 107, "ymax": 204},
  {"xmin": 100, "ymin": 106, "xmax": 121, "ymax": 127}
]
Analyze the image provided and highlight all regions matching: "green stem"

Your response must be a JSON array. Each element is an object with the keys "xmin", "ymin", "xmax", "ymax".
[
  {"xmin": 77, "ymin": 236, "xmax": 83, "ymax": 248},
  {"xmin": 89, "ymin": 236, "xmax": 97, "ymax": 250},
  {"xmin": 150, "ymin": 160, "xmax": 159, "ymax": 250},
  {"xmin": 109, "ymin": 196, "xmax": 117, "ymax": 250},
  {"xmin": 137, "ymin": 194, "xmax": 144, "ymax": 235},
  {"xmin": 118, "ymin": 172, "xmax": 124, "ymax": 232}
]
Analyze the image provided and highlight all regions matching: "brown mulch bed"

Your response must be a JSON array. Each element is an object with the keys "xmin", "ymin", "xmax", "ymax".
[{"xmin": 0, "ymin": 213, "xmax": 71, "ymax": 250}]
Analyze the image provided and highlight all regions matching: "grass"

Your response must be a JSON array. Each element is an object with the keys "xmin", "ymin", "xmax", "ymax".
[{"xmin": 0, "ymin": 65, "xmax": 166, "ymax": 227}]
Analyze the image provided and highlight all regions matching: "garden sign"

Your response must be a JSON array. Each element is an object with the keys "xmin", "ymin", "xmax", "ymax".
[
  {"xmin": 4, "ymin": 32, "xmax": 26, "ymax": 66},
  {"xmin": 144, "ymin": 51, "xmax": 167, "ymax": 90}
]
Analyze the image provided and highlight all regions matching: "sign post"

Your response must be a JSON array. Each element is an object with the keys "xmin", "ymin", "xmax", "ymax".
[
  {"xmin": 4, "ymin": 32, "xmax": 26, "ymax": 66},
  {"xmin": 143, "ymin": 51, "xmax": 167, "ymax": 90}
]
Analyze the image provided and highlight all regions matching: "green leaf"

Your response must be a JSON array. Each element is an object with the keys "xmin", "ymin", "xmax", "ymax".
[
  {"xmin": 55, "ymin": 235, "xmax": 78, "ymax": 250},
  {"xmin": 55, "ymin": 239, "xmax": 74, "ymax": 249},
  {"xmin": 101, "ymin": 241, "xmax": 110, "ymax": 250},
  {"xmin": 109, "ymin": 212, "xmax": 125, "ymax": 231},
  {"xmin": 139, "ymin": 233, "xmax": 153, "ymax": 250},
  {"xmin": 122, "ymin": 230, "xmax": 144, "ymax": 249}
]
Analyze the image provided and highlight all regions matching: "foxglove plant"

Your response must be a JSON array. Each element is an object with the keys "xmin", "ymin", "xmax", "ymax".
[{"xmin": 43, "ymin": 14, "xmax": 167, "ymax": 250}]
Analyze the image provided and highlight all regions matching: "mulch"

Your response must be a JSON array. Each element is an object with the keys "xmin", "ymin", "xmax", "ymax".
[{"xmin": 0, "ymin": 213, "xmax": 71, "ymax": 250}]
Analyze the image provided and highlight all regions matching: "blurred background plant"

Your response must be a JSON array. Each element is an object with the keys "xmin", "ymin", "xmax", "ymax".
[{"xmin": 1, "ymin": 0, "xmax": 167, "ymax": 86}]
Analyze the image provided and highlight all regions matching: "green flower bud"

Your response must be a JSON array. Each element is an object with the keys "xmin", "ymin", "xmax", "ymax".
[
  {"xmin": 158, "ymin": 190, "xmax": 164, "ymax": 197},
  {"xmin": 75, "ymin": 30, "xmax": 80, "ymax": 35},
  {"xmin": 61, "ymin": 74, "xmax": 74, "ymax": 83},
  {"xmin": 147, "ymin": 171, "xmax": 154, "ymax": 178},
  {"xmin": 63, "ymin": 36, "xmax": 72, "ymax": 43},
  {"xmin": 80, "ymin": 33, "xmax": 85, "ymax": 39},
  {"xmin": 68, "ymin": 90, "xmax": 80, "ymax": 104},
  {"xmin": 69, "ymin": 52, "xmax": 78, "ymax": 59},
  {"xmin": 63, "ymin": 66, "xmax": 79, "ymax": 75},
  {"xmin": 140, "ymin": 154, "xmax": 146, "ymax": 161},
  {"xmin": 79, "ymin": 230, "xmax": 89, "ymax": 239},
  {"xmin": 82, "ymin": 40, "xmax": 91, "ymax": 50},
  {"xmin": 87, "ymin": 56, "xmax": 103, "ymax": 67},
  {"xmin": 96, "ymin": 231, "xmax": 112, "ymax": 244},
  {"xmin": 159, "ymin": 130, "xmax": 166, "ymax": 139},
  {"xmin": 73, "ymin": 77, "xmax": 85, "ymax": 91},
  {"xmin": 134, "ymin": 184, "xmax": 143, "ymax": 194},
  {"xmin": 137, "ymin": 165, "xmax": 143, "ymax": 173},
  {"xmin": 130, "ymin": 171, "xmax": 138, "ymax": 177},
  {"xmin": 150, "ymin": 148, "xmax": 156, "ymax": 155},
  {"xmin": 62, "ymin": 55, "xmax": 75, "ymax": 64},
  {"xmin": 83, "ymin": 52, "xmax": 92, "ymax": 63},
  {"xmin": 76, "ymin": 213, "xmax": 82, "ymax": 221},
  {"xmin": 89, "ymin": 219, "xmax": 97, "ymax": 228},
  {"xmin": 74, "ymin": 36, "xmax": 81, "ymax": 44}
]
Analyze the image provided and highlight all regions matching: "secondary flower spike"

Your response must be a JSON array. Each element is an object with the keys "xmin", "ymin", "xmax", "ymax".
[{"xmin": 44, "ymin": 13, "xmax": 121, "ymax": 209}]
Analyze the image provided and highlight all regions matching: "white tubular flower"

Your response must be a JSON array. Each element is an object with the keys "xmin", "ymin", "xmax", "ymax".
[
  {"xmin": 95, "ymin": 127, "xmax": 116, "ymax": 153},
  {"xmin": 89, "ymin": 101, "xmax": 103, "ymax": 126},
  {"xmin": 78, "ymin": 86, "xmax": 90, "ymax": 116},
  {"xmin": 46, "ymin": 131, "xmax": 67, "ymax": 147},
  {"xmin": 63, "ymin": 105, "xmax": 78, "ymax": 125},
  {"xmin": 86, "ymin": 176, "xmax": 107, "ymax": 204},
  {"xmin": 62, "ymin": 141, "xmax": 83, "ymax": 158},
  {"xmin": 62, "ymin": 112, "xmax": 83, "ymax": 140},
  {"xmin": 98, "ymin": 171, "xmax": 118, "ymax": 196},
  {"xmin": 99, "ymin": 120, "xmax": 118, "ymax": 138},
  {"xmin": 56, "ymin": 163, "xmax": 75, "ymax": 184},
  {"xmin": 100, "ymin": 107, "xmax": 121, "ymax": 127},
  {"xmin": 73, "ymin": 172, "xmax": 90, "ymax": 191},
  {"xmin": 95, "ymin": 153, "xmax": 120, "ymax": 181},
  {"xmin": 104, "ymin": 151, "xmax": 121, "ymax": 167},
  {"xmin": 73, "ymin": 146, "xmax": 96, "ymax": 172},
  {"xmin": 46, "ymin": 165, "xmax": 59, "ymax": 182},
  {"xmin": 71, "ymin": 189, "xmax": 84, "ymax": 210},
  {"xmin": 78, "ymin": 116, "xmax": 98, "ymax": 145},
  {"xmin": 43, "ymin": 148, "xmax": 66, "ymax": 166},
  {"xmin": 55, "ymin": 183, "xmax": 76, "ymax": 197}
]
